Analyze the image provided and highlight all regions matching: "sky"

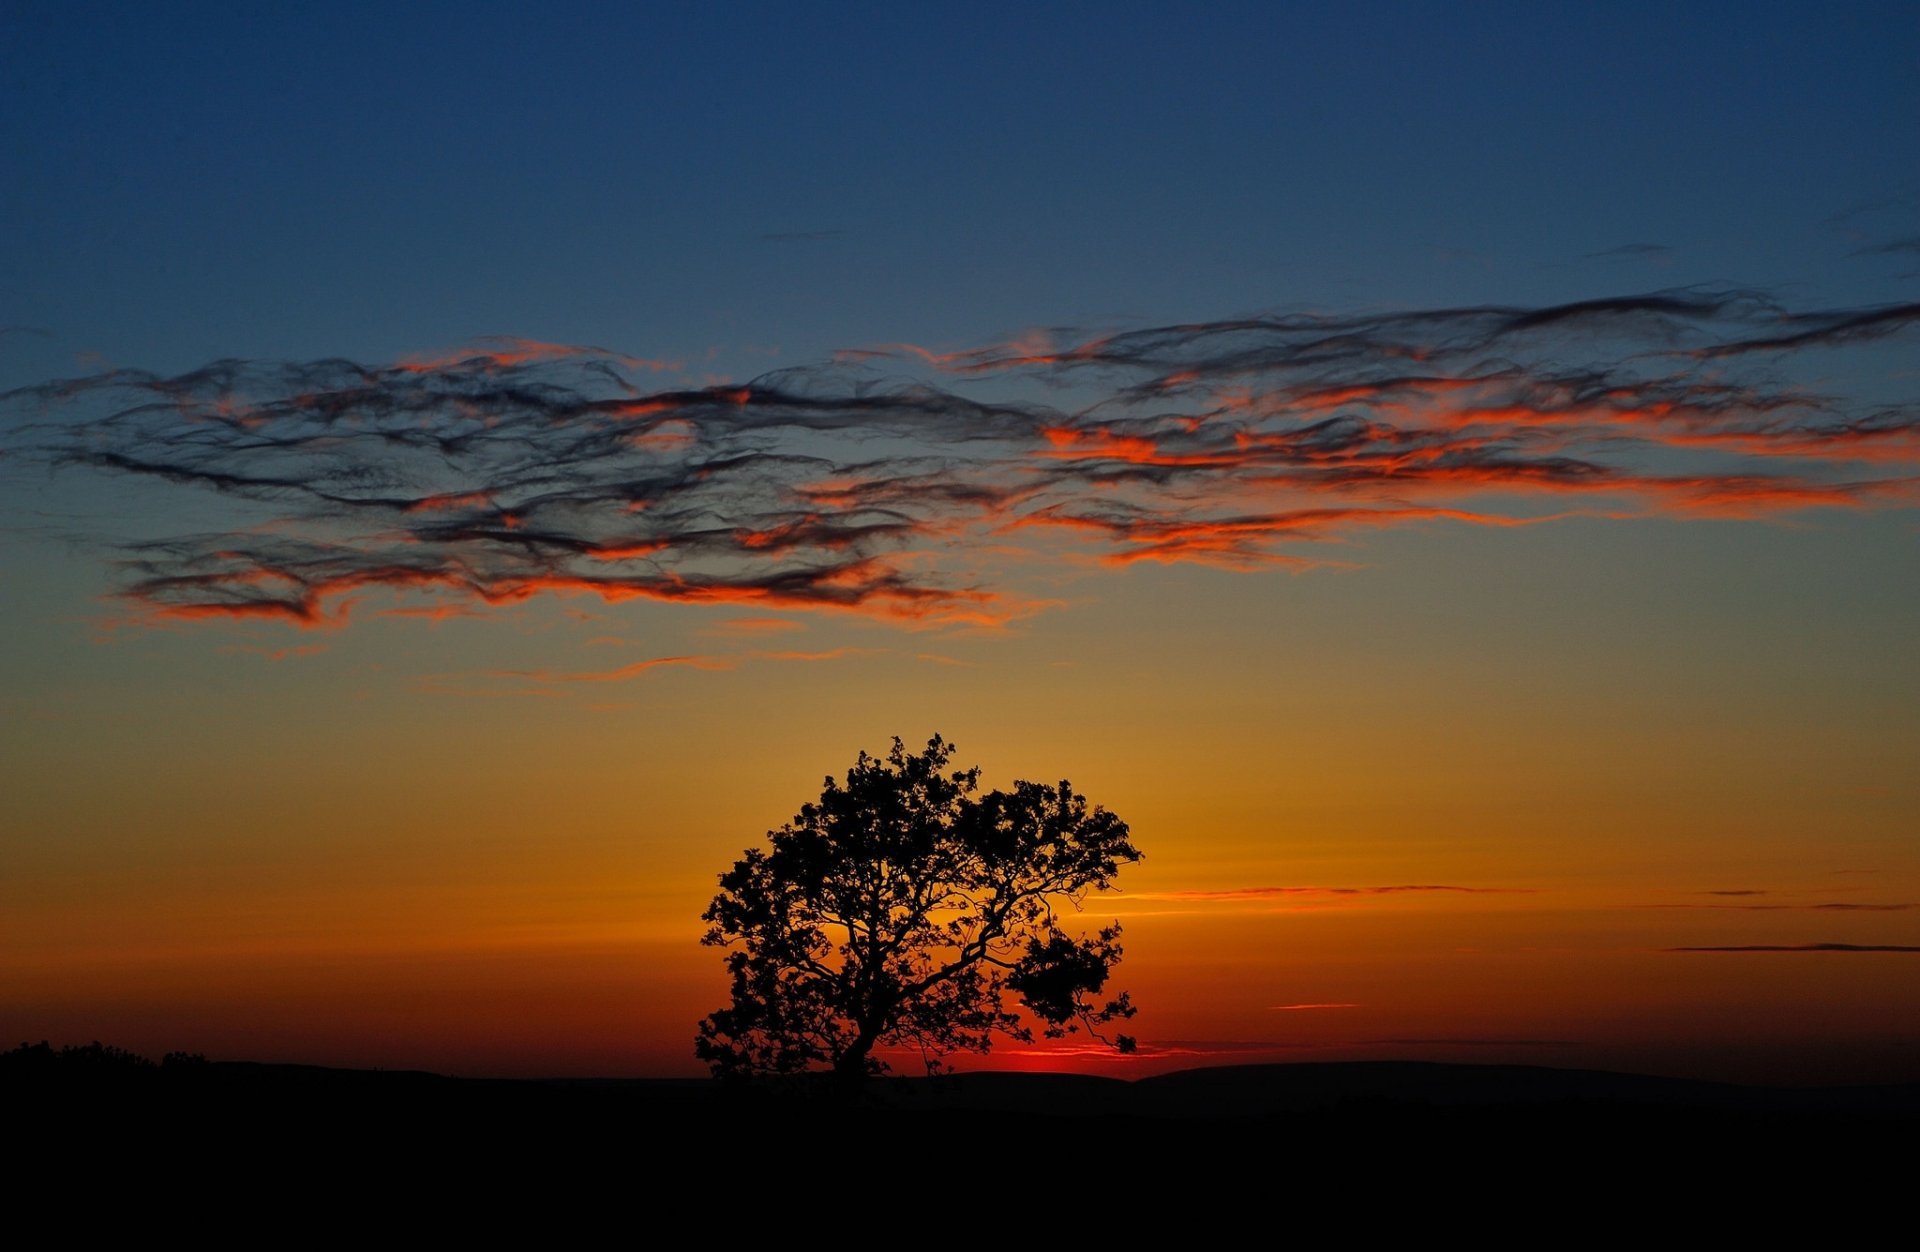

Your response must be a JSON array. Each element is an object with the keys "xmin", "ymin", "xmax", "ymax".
[{"xmin": 3, "ymin": 2, "xmax": 1917, "ymax": 1084}]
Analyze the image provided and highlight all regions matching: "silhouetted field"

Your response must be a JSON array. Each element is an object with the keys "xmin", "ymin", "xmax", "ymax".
[{"xmin": 9, "ymin": 1043, "xmax": 1914, "ymax": 1218}]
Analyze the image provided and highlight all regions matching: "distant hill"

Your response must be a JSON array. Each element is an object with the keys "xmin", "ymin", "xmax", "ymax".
[
  {"xmin": 10, "ymin": 1045, "xmax": 1915, "ymax": 1215},
  {"xmin": 835, "ymin": 1059, "xmax": 1920, "ymax": 1116},
  {"xmin": 12, "ymin": 1041, "xmax": 1918, "ymax": 1119}
]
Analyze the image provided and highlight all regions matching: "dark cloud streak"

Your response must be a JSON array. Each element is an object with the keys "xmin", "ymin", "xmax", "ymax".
[
  {"xmin": 1643, "ymin": 902, "xmax": 1915, "ymax": 912},
  {"xmin": 4, "ymin": 287, "xmax": 1917, "ymax": 632},
  {"xmin": 1582, "ymin": 243, "xmax": 1673, "ymax": 262},
  {"xmin": 1138, "ymin": 884, "xmax": 1530, "ymax": 901},
  {"xmin": 1667, "ymin": 944, "xmax": 1920, "ymax": 953},
  {"xmin": 1850, "ymin": 236, "xmax": 1920, "ymax": 258},
  {"xmin": 1360, "ymin": 1038, "xmax": 1583, "ymax": 1048}
]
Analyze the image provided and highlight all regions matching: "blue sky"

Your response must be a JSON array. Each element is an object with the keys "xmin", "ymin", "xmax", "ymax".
[{"xmin": 7, "ymin": 2, "xmax": 1915, "ymax": 381}]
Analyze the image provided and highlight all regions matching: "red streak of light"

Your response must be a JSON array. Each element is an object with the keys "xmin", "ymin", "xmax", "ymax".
[{"xmin": 404, "ymin": 492, "xmax": 494, "ymax": 514}]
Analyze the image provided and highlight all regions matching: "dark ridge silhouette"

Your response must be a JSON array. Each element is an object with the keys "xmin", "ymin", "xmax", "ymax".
[
  {"xmin": 13, "ymin": 1041, "xmax": 1917, "ymax": 1120},
  {"xmin": 11, "ymin": 1042, "xmax": 1915, "ymax": 1218},
  {"xmin": 1127, "ymin": 1060, "xmax": 1920, "ymax": 1116}
]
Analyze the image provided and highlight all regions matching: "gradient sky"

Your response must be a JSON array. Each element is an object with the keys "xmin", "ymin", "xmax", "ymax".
[{"xmin": 4, "ymin": 2, "xmax": 1917, "ymax": 1084}]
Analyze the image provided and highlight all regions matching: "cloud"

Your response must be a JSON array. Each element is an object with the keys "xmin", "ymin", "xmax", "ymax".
[
  {"xmin": 5, "ymin": 285, "xmax": 1917, "ymax": 636},
  {"xmin": 392, "ymin": 336, "xmax": 681, "ymax": 376},
  {"xmin": 751, "ymin": 647, "xmax": 874, "ymax": 664},
  {"xmin": 1583, "ymin": 243, "xmax": 1673, "ymax": 262},
  {"xmin": 1134, "ymin": 1040, "xmax": 1318, "ymax": 1056},
  {"xmin": 1136, "ymin": 884, "xmax": 1530, "ymax": 900},
  {"xmin": 920, "ymin": 1038, "xmax": 1323, "ymax": 1062},
  {"xmin": 1850, "ymin": 236, "xmax": 1920, "ymax": 258},
  {"xmin": 487, "ymin": 654, "xmax": 735, "ymax": 683},
  {"xmin": 216, "ymin": 643, "xmax": 329, "ymax": 661},
  {"xmin": 1269, "ymin": 1003, "xmax": 1359, "ymax": 1011},
  {"xmin": 1359, "ymin": 1038, "xmax": 1583, "ymax": 1048},
  {"xmin": 475, "ymin": 644, "xmax": 876, "ymax": 690},
  {"xmin": 706, "ymin": 616, "xmax": 806, "ymax": 636},
  {"xmin": 1688, "ymin": 303, "xmax": 1920, "ymax": 358},
  {"xmin": 760, "ymin": 229, "xmax": 843, "ymax": 243},
  {"xmin": 1643, "ymin": 902, "xmax": 1915, "ymax": 912},
  {"xmin": 1666, "ymin": 943, "xmax": 1920, "ymax": 953}
]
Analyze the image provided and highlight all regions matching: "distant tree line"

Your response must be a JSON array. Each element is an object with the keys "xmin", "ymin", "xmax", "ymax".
[{"xmin": 3, "ymin": 1040, "xmax": 208, "ymax": 1077}]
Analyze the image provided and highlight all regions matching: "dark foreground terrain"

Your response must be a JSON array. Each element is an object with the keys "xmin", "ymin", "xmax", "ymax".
[{"xmin": 9, "ymin": 1045, "xmax": 1915, "ymax": 1223}]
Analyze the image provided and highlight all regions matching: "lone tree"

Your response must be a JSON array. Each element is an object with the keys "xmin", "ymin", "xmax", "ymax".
[{"xmin": 696, "ymin": 735, "xmax": 1142, "ymax": 1081}]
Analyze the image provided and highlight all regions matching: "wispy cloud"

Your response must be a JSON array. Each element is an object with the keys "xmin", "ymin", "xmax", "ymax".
[
  {"xmin": 705, "ymin": 616, "xmax": 806, "ymax": 636},
  {"xmin": 1850, "ymin": 236, "xmax": 1920, "ymax": 259},
  {"xmin": 1642, "ymin": 902, "xmax": 1915, "ymax": 912},
  {"xmin": 1134, "ymin": 884, "xmax": 1531, "ymax": 901},
  {"xmin": 214, "ymin": 642, "xmax": 330, "ymax": 662},
  {"xmin": 760, "ymin": 229, "xmax": 843, "ymax": 243},
  {"xmin": 1269, "ymin": 1002, "xmax": 1359, "ymax": 1012},
  {"xmin": 1359, "ymin": 1038, "xmax": 1583, "ymax": 1048},
  {"xmin": 6, "ymin": 286, "xmax": 1917, "ymax": 635},
  {"xmin": 488, "ymin": 654, "xmax": 734, "ymax": 683},
  {"xmin": 481, "ymin": 646, "xmax": 874, "ymax": 687},
  {"xmin": 1583, "ymin": 243, "xmax": 1673, "ymax": 262},
  {"xmin": 1132, "ymin": 1040, "xmax": 1318, "ymax": 1057},
  {"xmin": 1666, "ymin": 943, "xmax": 1920, "ymax": 953}
]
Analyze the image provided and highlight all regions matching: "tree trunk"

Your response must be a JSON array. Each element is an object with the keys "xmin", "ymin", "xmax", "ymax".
[{"xmin": 834, "ymin": 1029, "xmax": 879, "ymax": 1087}]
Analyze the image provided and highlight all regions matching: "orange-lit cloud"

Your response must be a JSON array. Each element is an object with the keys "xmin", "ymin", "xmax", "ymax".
[
  {"xmin": 1086, "ymin": 1040, "xmax": 1315, "ymax": 1059},
  {"xmin": 1640, "ymin": 902, "xmax": 1915, "ymax": 912},
  {"xmin": 481, "ymin": 645, "xmax": 873, "ymax": 688},
  {"xmin": 708, "ymin": 616, "xmax": 806, "ymax": 635},
  {"xmin": 1009, "ymin": 505, "xmax": 1616, "ymax": 567},
  {"xmin": 403, "ymin": 491, "xmax": 496, "ymax": 513},
  {"xmin": 216, "ymin": 643, "xmax": 330, "ymax": 661},
  {"xmin": 1136, "ymin": 884, "xmax": 1533, "ymax": 900},
  {"xmin": 8, "ymin": 289, "xmax": 1916, "ymax": 642},
  {"xmin": 1356, "ymin": 1038, "xmax": 1583, "ymax": 1048},
  {"xmin": 394, "ymin": 337, "xmax": 680, "ymax": 375},
  {"xmin": 374, "ymin": 603, "xmax": 486, "ymax": 622},
  {"xmin": 750, "ymin": 647, "xmax": 872, "ymax": 663},
  {"xmin": 489, "ymin": 654, "xmax": 735, "ymax": 683}
]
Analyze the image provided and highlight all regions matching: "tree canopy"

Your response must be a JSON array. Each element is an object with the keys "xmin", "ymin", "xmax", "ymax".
[{"xmin": 696, "ymin": 735, "xmax": 1142, "ymax": 1080}]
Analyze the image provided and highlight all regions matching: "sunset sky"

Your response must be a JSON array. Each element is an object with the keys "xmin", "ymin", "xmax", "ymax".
[{"xmin": 4, "ymin": 3, "xmax": 1917, "ymax": 1085}]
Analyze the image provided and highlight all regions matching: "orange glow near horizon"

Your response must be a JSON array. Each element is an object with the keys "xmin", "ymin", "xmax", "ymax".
[
  {"xmin": 8, "ymin": 308, "xmax": 1919, "ymax": 1088},
  {"xmin": 6, "ymin": 579, "xmax": 1917, "ymax": 1086}
]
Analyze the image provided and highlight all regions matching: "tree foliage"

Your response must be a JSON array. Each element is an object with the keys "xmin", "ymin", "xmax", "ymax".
[{"xmin": 696, "ymin": 735, "xmax": 1142, "ymax": 1080}]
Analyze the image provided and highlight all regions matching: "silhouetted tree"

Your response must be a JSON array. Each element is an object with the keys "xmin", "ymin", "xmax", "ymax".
[{"xmin": 696, "ymin": 735, "xmax": 1142, "ymax": 1081}]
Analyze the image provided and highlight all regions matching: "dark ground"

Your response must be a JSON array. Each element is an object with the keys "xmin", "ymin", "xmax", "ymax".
[{"xmin": 9, "ymin": 1047, "xmax": 1914, "ymax": 1224}]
